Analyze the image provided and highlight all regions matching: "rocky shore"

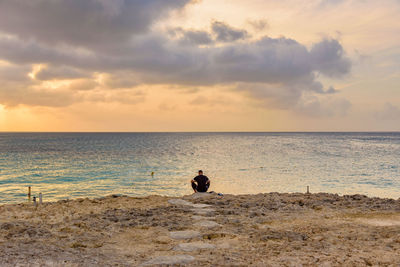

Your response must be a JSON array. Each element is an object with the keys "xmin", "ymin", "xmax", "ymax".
[{"xmin": 1, "ymin": 192, "xmax": 400, "ymax": 266}]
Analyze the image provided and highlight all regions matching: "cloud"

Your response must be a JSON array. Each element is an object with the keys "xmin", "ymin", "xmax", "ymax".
[
  {"xmin": 310, "ymin": 38, "xmax": 351, "ymax": 77},
  {"xmin": 294, "ymin": 96, "xmax": 351, "ymax": 117},
  {"xmin": 189, "ymin": 95, "xmax": 232, "ymax": 106},
  {"xmin": 103, "ymin": 76, "xmax": 139, "ymax": 90},
  {"xmin": 0, "ymin": 63, "xmax": 30, "ymax": 81},
  {"xmin": 246, "ymin": 19, "xmax": 269, "ymax": 32},
  {"xmin": 211, "ymin": 21, "xmax": 249, "ymax": 42},
  {"xmin": 0, "ymin": 36, "xmax": 94, "ymax": 66},
  {"xmin": 68, "ymin": 79, "xmax": 99, "ymax": 91},
  {"xmin": 171, "ymin": 28, "xmax": 214, "ymax": 45},
  {"xmin": 170, "ymin": 20, "xmax": 250, "ymax": 46},
  {"xmin": 375, "ymin": 103, "xmax": 400, "ymax": 120},
  {"xmin": 0, "ymin": 81, "xmax": 78, "ymax": 107},
  {"xmin": 318, "ymin": 0, "xmax": 345, "ymax": 8},
  {"xmin": 35, "ymin": 65, "xmax": 89, "ymax": 81},
  {"xmin": 325, "ymin": 86, "xmax": 339, "ymax": 94},
  {"xmin": 0, "ymin": 0, "xmax": 351, "ymax": 115},
  {"xmin": 0, "ymin": 0, "xmax": 192, "ymax": 47},
  {"xmin": 130, "ymin": 35, "xmax": 350, "ymax": 88},
  {"xmin": 158, "ymin": 102, "xmax": 179, "ymax": 112},
  {"xmin": 83, "ymin": 89, "xmax": 145, "ymax": 105}
]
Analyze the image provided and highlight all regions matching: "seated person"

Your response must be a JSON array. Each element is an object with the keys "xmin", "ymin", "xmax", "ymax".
[{"xmin": 191, "ymin": 170, "xmax": 210, "ymax": 193}]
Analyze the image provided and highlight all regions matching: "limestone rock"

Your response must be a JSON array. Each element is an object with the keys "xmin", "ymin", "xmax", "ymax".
[
  {"xmin": 191, "ymin": 203, "xmax": 212, "ymax": 208},
  {"xmin": 191, "ymin": 208, "xmax": 215, "ymax": 216},
  {"xmin": 174, "ymin": 242, "xmax": 216, "ymax": 252},
  {"xmin": 192, "ymin": 215, "xmax": 215, "ymax": 221},
  {"xmin": 194, "ymin": 220, "xmax": 222, "ymax": 228},
  {"xmin": 168, "ymin": 199, "xmax": 193, "ymax": 206},
  {"xmin": 142, "ymin": 255, "xmax": 195, "ymax": 266},
  {"xmin": 169, "ymin": 230, "xmax": 201, "ymax": 240},
  {"xmin": 168, "ymin": 199, "xmax": 212, "ymax": 208}
]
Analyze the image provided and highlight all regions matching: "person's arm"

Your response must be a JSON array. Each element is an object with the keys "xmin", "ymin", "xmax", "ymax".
[{"xmin": 206, "ymin": 178, "xmax": 210, "ymax": 184}]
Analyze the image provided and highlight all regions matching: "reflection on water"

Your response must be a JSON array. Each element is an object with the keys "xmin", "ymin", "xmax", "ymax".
[{"xmin": 0, "ymin": 132, "xmax": 399, "ymax": 203}]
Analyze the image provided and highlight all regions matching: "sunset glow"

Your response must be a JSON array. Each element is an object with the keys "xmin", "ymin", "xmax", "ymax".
[{"xmin": 0, "ymin": 0, "xmax": 399, "ymax": 131}]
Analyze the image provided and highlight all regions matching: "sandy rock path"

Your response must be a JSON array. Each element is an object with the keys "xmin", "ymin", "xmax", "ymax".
[{"xmin": 142, "ymin": 196, "xmax": 220, "ymax": 266}]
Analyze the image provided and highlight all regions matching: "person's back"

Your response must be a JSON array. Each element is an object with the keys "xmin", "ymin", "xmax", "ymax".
[{"xmin": 191, "ymin": 170, "xmax": 210, "ymax": 193}]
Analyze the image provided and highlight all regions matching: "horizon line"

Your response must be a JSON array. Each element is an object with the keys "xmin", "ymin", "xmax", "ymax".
[{"xmin": 1, "ymin": 131, "xmax": 400, "ymax": 134}]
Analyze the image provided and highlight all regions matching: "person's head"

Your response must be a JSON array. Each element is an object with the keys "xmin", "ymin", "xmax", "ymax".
[{"xmin": 198, "ymin": 170, "xmax": 203, "ymax": 175}]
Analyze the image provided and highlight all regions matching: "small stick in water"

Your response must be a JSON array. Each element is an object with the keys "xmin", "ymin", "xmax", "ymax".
[
  {"xmin": 28, "ymin": 186, "xmax": 31, "ymax": 201},
  {"xmin": 306, "ymin": 186, "xmax": 310, "ymax": 194},
  {"xmin": 39, "ymin": 193, "xmax": 43, "ymax": 204}
]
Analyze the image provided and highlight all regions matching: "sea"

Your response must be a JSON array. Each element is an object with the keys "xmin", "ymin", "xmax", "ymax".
[{"xmin": 0, "ymin": 132, "xmax": 399, "ymax": 204}]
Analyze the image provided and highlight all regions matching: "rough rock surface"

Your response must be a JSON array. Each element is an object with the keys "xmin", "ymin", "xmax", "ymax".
[
  {"xmin": 141, "ymin": 255, "xmax": 195, "ymax": 266},
  {"xmin": 194, "ymin": 220, "xmax": 222, "ymax": 228},
  {"xmin": 168, "ymin": 199, "xmax": 193, "ymax": 206},
  {"xmin": 192, "ymin": 215, "xmax": 215, "ymax": 220},
  {"xmin": 170, "ymin": 230, "xmax": 201, "ymax": 240},
  {"xmin": 0, "ymin": 193, "xmax": 400, "ymax": 266},
  {"xmin": 174, "ymin": 242, "xmax": 216, "ymax": 252},
  {"xmin": 191, "ymin": 208, "xmax": 215, "ymax": 216}
]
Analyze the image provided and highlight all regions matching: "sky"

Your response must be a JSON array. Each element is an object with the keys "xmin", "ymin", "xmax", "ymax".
[{"xmin": 0, "ymin": 0, "xmax": 399, "ymax": 131}]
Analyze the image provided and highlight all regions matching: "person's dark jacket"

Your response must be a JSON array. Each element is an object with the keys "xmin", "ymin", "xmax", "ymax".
[{"xmin": 193, "ymin": 175, "xmax": 210, "ymax": 192}]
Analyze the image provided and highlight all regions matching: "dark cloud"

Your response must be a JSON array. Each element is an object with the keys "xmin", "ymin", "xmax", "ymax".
[
  {"xmin": 247, "ymin": 19, "xmax": 269, "ymax": 31},
  {"xmin": 172, "ymin": 21, "xmax": 251, "ymax": 46},
  {"xmin": 0, "ymin": 36, "xmax": 93, "ymax": 66},
  {"xmin": 35, "ymin": 65, "xmax": 89, "ymax": 80},
  {"xmin": 102, "ymin": 72, "xmax": 140, "ymax": 89},
  {"xmin": 0, "ymin": 0, "xmax": 192, "ymax": 47},
  {"xmin": 0, "ymin": 0, "xmax": 351, "ymax": 115},
  {"xmin": 310, "ymin": 39, "xmax": 351, "ymax": 77},
  {"xmin": 171, "ymin": 28, "xmax": 214, "ymax": 45},
  {"xmin": 211, "ymin": 21, "xmax": 249, "ymax": 42},
  {"xmin": 181, "ymin": 30, "xmax": 214, "ymax": 45},
  {"xmin": 0, "ymin": 34, "xmax": 351, "ymax": 110},
  {"xmin": 325, "ymin": 86, "xmax": 339, "ymax": 94}
]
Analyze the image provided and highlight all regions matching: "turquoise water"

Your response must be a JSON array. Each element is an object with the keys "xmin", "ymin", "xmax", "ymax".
[{"xmin": 0, "ymin": 132, "xmax": 399, "ymax": 203}]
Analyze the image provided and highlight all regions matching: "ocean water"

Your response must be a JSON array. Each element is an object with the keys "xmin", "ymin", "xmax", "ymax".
[{"xmin": 0, "ymin": 132, "xmax": 399, "ymax": 204}]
